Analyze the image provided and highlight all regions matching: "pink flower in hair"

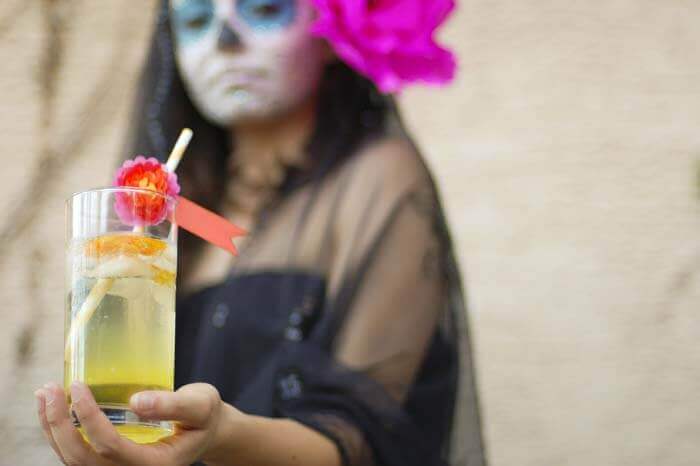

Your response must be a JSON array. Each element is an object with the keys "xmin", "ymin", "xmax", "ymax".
[
  {"xmin": 114, "ymin": 156, "xmax": 180, "ymax": 226},
  {"xmin": 310, "ymin": 0, "xmax": 457, "ymax": 93}
]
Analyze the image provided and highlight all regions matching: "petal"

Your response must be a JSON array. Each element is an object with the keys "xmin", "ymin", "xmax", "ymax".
[
  {"xmin": 370, "ymin": 0, "xmax": 421, "ymax": 31},
  {"xmin": 336, "ymin": 0, "xmax": 370, "ymax": 35},
  {"xmin": 389, "ymin": 43, "xmax": 456, "ymax": 84},
  {"xmin": 166, "ymin": 172, "xmax": 181, "ymax": 196},
  {"xmin": 332, "ymin": 39, "xmax": 371, "ymax": 76},
  {"xmin": 425, "ymin": 0, "xmax": 455, "ymax": 31},
  {"xmin": 146, "ymin": 157, "xmax": 162, "ymax": 167}
]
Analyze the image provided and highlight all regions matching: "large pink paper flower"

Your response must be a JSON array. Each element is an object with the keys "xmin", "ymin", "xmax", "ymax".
[
  {"xmin": 310, "ymin": 0, "xmax": 457, "ymax": 93},
  {"xmin": 113, "ymin": 156, "xmax": 180, "ymax": 226}
]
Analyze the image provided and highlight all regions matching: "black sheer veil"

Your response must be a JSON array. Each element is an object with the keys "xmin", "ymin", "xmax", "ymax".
[{"xmin": 124, "ymin": 2, "xmax": 486, "ymax": 465}]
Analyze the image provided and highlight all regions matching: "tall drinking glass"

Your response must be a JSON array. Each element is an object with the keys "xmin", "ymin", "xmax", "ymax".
[{"xmin": 65, "ymin": 187, "xmax": 177, "ymax": 444}]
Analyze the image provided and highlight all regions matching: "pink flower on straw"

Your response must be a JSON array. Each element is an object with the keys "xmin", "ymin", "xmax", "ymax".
[
  {"xmin": 113, "ymin": 156, "xmax": 180, "ymax": 226},
  {"xmin": 310, "ymin": 0, "xmax": 457, "ymax": 93}
]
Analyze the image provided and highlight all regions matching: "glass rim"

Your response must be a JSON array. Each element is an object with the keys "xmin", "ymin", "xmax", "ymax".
[{"xmin": 67, "ymin": 186, "xmax": 177, "ymax": 204}]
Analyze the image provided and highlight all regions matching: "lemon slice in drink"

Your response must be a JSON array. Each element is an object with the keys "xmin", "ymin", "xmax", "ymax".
[{"xmin": 84, "ymin": 235, "xmax": 167, "ymax": 258}]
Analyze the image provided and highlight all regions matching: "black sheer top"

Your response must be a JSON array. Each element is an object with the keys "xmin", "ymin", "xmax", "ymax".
[{"xmin": 174, "ymin": 139, "xmax": 485, "ymax": 466}]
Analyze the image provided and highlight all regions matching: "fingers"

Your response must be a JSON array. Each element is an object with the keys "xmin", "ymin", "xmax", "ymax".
[
  {"xmin": 35, "ymin": 388, "xmax": 65, "ymax": 463},
  {"xmin": 42, "ymin": 382, "xmax": 95, "ymax": 465},
  {"xmin": 130, "ymin": 383, "xmax": 221, "ymax": 429},
  {"xmin": 38, "ymin": 382, "xmax": 218, "ymax": 466},
  {"xmin": 39, "ymin": 382, "xmax": 221, "ymax": 466},
  {"xmin": 70, "ymin": 382, "xmax": 141, "ymax": 463}
]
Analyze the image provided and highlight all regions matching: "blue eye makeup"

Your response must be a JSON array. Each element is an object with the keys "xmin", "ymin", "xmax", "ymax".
[
  {"xmin": 172, "ymin": 0, "xmax": 215, "ymax": 45},
  {"xmin": 236, "ymin": 0, "xmax": 296, "ymax": 31}
]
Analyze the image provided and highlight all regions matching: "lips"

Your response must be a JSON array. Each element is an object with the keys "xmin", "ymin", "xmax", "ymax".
[{"xmin": 208, "ymin": 67, "xmax": 267, "ymax": 89}]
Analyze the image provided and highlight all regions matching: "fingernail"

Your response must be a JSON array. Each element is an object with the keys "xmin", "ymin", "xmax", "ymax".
[
  {"xmin": 34, "ymin": 389, "xmax": 46, "ymax": 413},
  {"xmin": 131, "ymin": 393, "xmax": 155, "ymax": 411},
  {"xmin": 71, "ymin": 381, "xmax": 88, "ymax": 404},
  {"xmin": 42, "ymin": 384, "xmax": 56, "ymax": 406}
]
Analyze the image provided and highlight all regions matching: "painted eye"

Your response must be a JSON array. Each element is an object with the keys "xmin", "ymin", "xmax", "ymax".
[
  {"xmin": 185, "ymin": 13, "xmax": 211, "ymax": 30},
  {"xmin": 237, "ymin": 0, "xmax": 296, "ymax": 30},
  {"xmin": 172, "ymin": 0, "xmax": 215, "ymax": 44},
  {"xmin": 252, "ymin": 3, "xmax": 281, "ymax": 17}
]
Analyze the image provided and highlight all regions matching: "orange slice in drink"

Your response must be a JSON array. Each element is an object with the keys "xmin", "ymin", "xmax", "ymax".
[
  {"xmin": 151, "ymin": 265, "xmax": 176, "ymax": 287},
  {"xmin": 85, "ymin": 235, "xmax": 168, "ymax": 258}
]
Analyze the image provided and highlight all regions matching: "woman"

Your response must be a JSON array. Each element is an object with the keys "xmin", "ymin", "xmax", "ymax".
[{"xmin": 35, "ymin": 0, "xmax": 485, "ymax": 465}]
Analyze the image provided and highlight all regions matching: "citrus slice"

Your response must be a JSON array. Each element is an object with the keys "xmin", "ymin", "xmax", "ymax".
[
  {"xmin": 151, "ymin": 265, "xmax": 176, "ymax": 287},
  {"xmin": 85, "ymin": 235, "xmax": 168, "ymax": 258}
]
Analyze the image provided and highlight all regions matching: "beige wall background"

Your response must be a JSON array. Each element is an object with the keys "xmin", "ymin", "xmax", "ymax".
[{"xmin": 1, "ymin": 1, "xmax": 698, "ymax": 465}]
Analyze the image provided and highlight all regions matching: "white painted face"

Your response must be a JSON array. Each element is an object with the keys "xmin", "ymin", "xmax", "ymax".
[{"xmin": 170, "ymin": 0, "xmax": 326, "ymax": 126}]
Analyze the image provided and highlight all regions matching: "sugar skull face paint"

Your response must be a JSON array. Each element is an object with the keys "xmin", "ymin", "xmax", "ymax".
[
  {"xmin": 170, "ymin": 0, "xmax": 215, "ymax": 46},
  {"xmin": 170, "ymin": 0, "xmax": 326, "ymax": 126},
  {"xmin": 237, "ymin": 0, "xmax": 297, "ymax": 30}
]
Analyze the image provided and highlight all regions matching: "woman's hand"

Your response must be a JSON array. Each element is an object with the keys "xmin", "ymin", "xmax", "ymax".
[{"xmin": 35, "ymin": 381, "xmax": 235, "ymax": 466}]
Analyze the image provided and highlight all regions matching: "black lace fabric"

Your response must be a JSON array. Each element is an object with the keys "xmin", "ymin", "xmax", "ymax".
[{"xmin": 176, "ymin": 139, "xmax": 485, "ymax": 466}]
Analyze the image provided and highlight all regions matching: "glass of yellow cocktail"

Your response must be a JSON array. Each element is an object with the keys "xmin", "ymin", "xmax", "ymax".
[{"xmin": 65, "ymin": 187, "xmax": 177, "ymax": 444}]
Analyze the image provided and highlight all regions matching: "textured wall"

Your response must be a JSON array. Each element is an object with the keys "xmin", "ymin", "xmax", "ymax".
[
  {"xmin": 403, "ymin": 2, "xmax": 700, "ymax": 464},
  {"xmin": 0, "ymin": 2, "xmax": 158, "ymax": 463},
  {"xmin": 1, "ymin": 1, "xmax": 698, "ymax": 465}
]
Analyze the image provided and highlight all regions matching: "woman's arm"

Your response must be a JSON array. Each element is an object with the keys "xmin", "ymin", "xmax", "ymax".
[{"xmin": 204, "ymin": 405, "xmax": 341, "ymax": 466}]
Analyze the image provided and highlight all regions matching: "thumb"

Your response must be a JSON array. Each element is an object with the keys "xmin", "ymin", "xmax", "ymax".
[{"xmin": 130, "ymin": 383, "xmax": 222, "ymax": 429}]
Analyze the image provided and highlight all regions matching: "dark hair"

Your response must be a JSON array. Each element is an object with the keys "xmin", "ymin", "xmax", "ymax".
[{"xmin": 124, "ymin": 0, "xmax": 394, "ymax": 279}]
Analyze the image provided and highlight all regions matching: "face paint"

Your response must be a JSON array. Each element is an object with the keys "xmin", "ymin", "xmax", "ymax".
[
  {"xmin": 171, "ymin": 0, "xmax": 215, "ymax": 46},
  {"xmin": 237, "ymin": 0, "xmax": 296, "ymax": 31},
  {"xmin": 170, "ymin": 0, "xmax": 325, "ymax": 126}
]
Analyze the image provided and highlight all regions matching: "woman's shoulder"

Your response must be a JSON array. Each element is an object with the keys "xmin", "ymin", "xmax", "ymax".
[
  {"xmin": 340, "ymin": 136, "xmax": 433, "ymax": 196},
  {"xmin": 327, "ymin": 136, "xmax": 440, "ymax": 240}
]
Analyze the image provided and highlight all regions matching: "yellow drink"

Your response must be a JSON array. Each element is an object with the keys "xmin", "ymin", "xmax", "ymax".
[{"xmin": 65, "ymin": 234, "xmax": 176, "ymax": 444}]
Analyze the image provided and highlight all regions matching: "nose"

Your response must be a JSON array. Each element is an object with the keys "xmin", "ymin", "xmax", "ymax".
[{"xmin": 218, "ymin": 23, "xmax": 242, "ymax": 50}]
